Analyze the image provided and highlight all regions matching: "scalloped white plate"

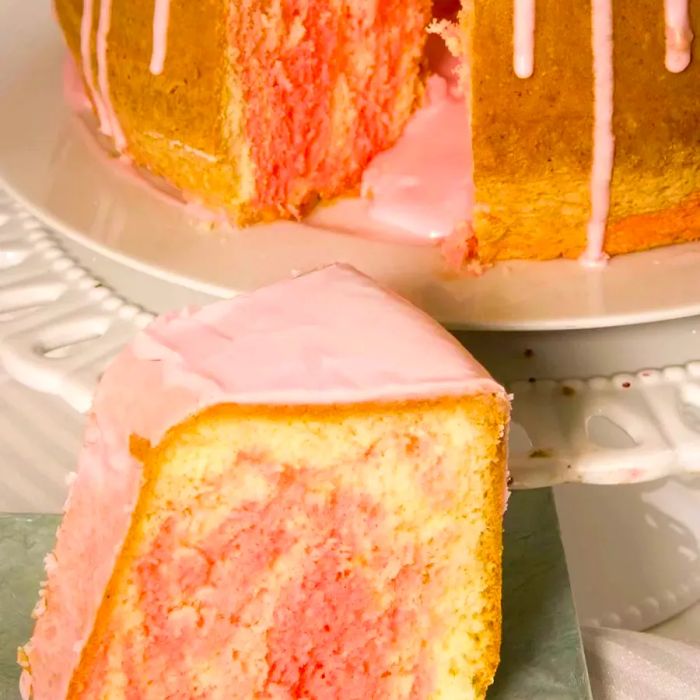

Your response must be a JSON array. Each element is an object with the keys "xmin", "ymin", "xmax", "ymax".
[{"xmin": 2, "ymin": 0, "xmax": 700, "ymax": 331}]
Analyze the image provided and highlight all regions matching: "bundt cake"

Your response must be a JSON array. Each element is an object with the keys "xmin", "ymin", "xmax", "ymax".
[
  {"xmin": 54, "ymin": 1, "xmax": 699, "ymax": 265},
  {"xmin": 19, "ymin": 264, "xmax": 510, "ymax": 699}
]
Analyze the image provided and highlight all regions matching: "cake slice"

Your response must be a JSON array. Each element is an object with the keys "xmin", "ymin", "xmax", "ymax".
[{"xmin": 19, "ymin": 264, "xmax": 509, "ymax": 700}]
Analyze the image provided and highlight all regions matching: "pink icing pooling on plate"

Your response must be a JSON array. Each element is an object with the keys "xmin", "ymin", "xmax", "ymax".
[
  {"xmin": 361, "ymin": 31, "xmax": 473, "ymax": 244},
  {"xmin": 150, "ymin": 0, "xmax": 171, "ymax": 75},
  {"xmin": 513, "ymin": 0, "xmax": 536, "ymax": 78},
  {"xmin": 581, "ymin": 0, "xmax": 615, "ymax": 267},
  {"xmin": 664, "ymin": 0, "xmax": 694, "ymax": 73},
  {"xmin": 95, "ymin": 0, "xmax": 127, "ymax": 152},
  {"xmin": 361, "ymin": 74, "xmax": 473, "ymax": 243},
  {"xmin": 63, "ymin": 56, "xmax": 91, "ymax": 113},
  {"xmin": 19, "ymin": 265, "xmax": 506, "ymax": 700}
]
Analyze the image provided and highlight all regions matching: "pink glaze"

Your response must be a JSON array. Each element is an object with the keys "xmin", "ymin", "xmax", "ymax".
[
  {"xmin": 20, "ymin": 265, "xmax": 505, "ymax": 699},
  {"xmin": 79, "ymin": 0, "xmax": 110, "ymax": 132},
  {"xmin": 361, "ymin": 76, "xmax": 473, "ymax": 243},
  {"xmin": 664, "ymin": 0, "xmax": 694, "ymax": 73},
  {"xmin": 149, "ymin": 0, "xmax": 171, "ymax": 75},
  {"xmin": 513, "ymin": 0, "xmax": 536, "ymax": 78},
  {"xmin": 95, "ymin": 0, "xmax": 127, "ymax": 152},
  {"xmin": 62, "ymin": 56, "xmax": 91, "ymax": 113},
  {"xmin": 182, "ymin": 196, "xmax": 230, "ymax": 226},
  {"xmin": 580, "ymin": 0, "xmax": 615, "ymax": 267},
  {"xmin": 131, "ymin": 264, "xmax": 502, "ymax": 404}
]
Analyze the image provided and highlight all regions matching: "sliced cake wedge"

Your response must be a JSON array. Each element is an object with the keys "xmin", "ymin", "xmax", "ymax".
[{"xmin": 20, "ymin": 264, "xmax": 510, "ymax": 700}]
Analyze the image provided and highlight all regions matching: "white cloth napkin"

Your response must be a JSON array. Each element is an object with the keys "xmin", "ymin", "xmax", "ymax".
[{"xmin": 582, "ymin": 626, "xmax": 700, "ymax": 699}]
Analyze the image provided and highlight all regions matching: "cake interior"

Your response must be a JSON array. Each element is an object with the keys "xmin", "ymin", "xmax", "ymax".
[
  {"xmin": 352, "ymin": 0, "xmax": 475, "ymax": 249},
  {"xmin": 67, "ymin": 396, "xmax": 506, "ymax": 700},
  {"xmin": 228, "ymin": 0, "xmax": 436, "ymax": 218}
]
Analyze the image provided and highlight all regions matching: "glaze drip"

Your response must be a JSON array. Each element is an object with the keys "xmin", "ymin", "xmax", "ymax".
[
  {"xmin": 581, "ymin": 0, "xmax": 615, "ymax": 266},
  {"xmin": 150, "ymin": 0, "xmax": 171, "ymax": 75},
  {"xmin": 513, "ymin": 0, "xmax": 536, "ymax": 78},
  {"xmin": 79, "ymin": 0, "xmax": 109, "ymax": 132},
  {"xmin": 664, "ymin": 0, "xmax": 694, "ymax": 73},
  {"xmin": 79, "ymin": 0, "xmax": 128, "ymax": 154},
  {"xmin": 360, "ymin": 74, "xmax": 473, "ymax": 244}
]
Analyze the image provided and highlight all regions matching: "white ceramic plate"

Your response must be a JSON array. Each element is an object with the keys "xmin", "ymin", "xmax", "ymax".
[{"xmin": 2, "ymin": 0, "xmax": 700, "ymax": 331}]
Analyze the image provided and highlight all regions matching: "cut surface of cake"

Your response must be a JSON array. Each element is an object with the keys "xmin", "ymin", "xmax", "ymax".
[
  {"xmin": 19, "ymin": 264, "xmax": 510, "ymax": 700},
  {"xmin": 54, "ymin": 1, "xmax": 699, "ymax": 265}
]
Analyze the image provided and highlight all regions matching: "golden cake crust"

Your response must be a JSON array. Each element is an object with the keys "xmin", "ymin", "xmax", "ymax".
[
  {"xmin": 56, "ymin": 0, "xmax": 250, "ymax": 211},
  {"xmin": 466, "ymin": 0, "xmax": 700, "ymax": 262}
]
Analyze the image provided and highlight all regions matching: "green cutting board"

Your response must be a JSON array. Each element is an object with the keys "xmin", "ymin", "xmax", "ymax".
[{"xmin": 0, "ymin": 489, "xmax": 590, "ymax": 699}]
